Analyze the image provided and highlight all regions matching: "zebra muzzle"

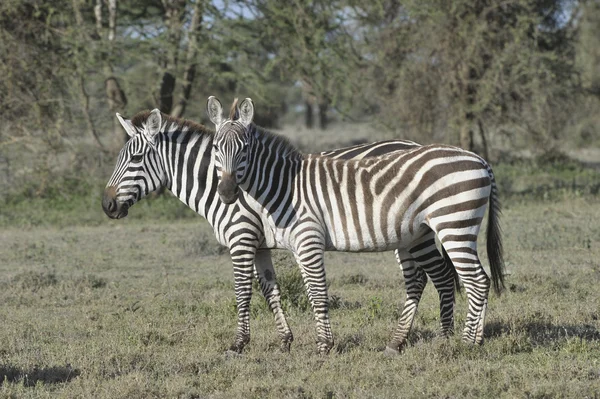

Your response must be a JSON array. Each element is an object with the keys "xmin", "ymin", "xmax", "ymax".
[
  {"xmin": 217, "ymin": 172, "xmax": 239, "ymax": 204},
  {"xmin": 102, "ymin": 187, "xmax": 130, "ymax": 219}
]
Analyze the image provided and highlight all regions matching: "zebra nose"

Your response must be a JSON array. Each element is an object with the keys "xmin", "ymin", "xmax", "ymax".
[
  {"xmin": 106, "ymin": 197, "xmax": 116, "ymax": 212},
  {"xmin": 102, "ymin": 195, "xmax": 117, "ymax": 215},
  {"xmin": 102, "ymin": 186, "xmax": 120, "ymax": 218},
  {"xmin": 218, "ymin": 174, "xmax": 239, "ymax": 204}
]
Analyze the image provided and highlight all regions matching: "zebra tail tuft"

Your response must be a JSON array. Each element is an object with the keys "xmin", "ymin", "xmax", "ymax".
[{"xmin": 486, "ymin": 165, "xmax": 505, "ymax": 295}]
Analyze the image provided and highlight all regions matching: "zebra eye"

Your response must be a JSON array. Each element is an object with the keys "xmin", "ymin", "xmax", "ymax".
[{"xmin": 131, "ymin": 153, "xmax": 143, "ymax": 163}]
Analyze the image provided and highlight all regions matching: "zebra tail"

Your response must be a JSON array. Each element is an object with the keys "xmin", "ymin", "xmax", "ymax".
[
  {"xmin": 442, "ymin": 246, "xmax": 461, "ymax": 294},
  {"xmin": 486, "ymin": 164, "xmax": 506, "ymax": 295}
]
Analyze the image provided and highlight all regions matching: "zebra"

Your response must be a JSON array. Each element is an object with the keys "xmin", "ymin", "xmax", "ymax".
[
  {"xmin": 101, "ymin": 109, "xmax": 458, "ymax": 353},
  {"xmin": 207, "ymin": 97, "xmax": 505, "ymax": 355}
]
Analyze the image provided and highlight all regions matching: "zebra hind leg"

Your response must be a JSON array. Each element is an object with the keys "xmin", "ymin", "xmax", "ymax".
[
  {"xmin": 385, "ymin": 248, "xmax": 428, "ymax": 355},
  {"xmin": 408, "ymin": 230, "xmax": 456, "ymax": 339},
  {"xmin": 253, "ymin": 250, "xmax": 294, "ymax": 352},
  {"xmin": 440, "ymin": 239, "xmax": 490, "ymax": 345}
]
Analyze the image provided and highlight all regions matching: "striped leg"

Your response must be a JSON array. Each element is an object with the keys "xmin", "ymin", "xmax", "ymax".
[
  {"xmin": 294, "ymin": 246, "xmax": 333, "ymax": 355},
  {"xmin": 386, "ymin": 230, "xmax": 456, "ymax": 354},
  {"xmin": 438, "ymin": 231, "xmax": 490, "ymax": 345},
  {"xmin": 385, "ymin": 248, "xmax": 427, "ymax": 354},
  {"xmin": 409, "ymin": 230, "xmax": 456, "ymax": 338},
  {"xmin": 228, "ymin": 244, "xmax": 258, "ymax": 353},
  {"xmin": 253, "ymin": 250, "xmax": 294, "ymax": 352}
]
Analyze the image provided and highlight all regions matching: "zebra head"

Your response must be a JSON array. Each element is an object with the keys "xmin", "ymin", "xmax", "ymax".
[
  {"xmin": 102, "ymin": 109, "xmax": 166, "ymax": 219},
  {"xmin": 207, "ymin": 96, "xmax": 254, "ymax": 204}
]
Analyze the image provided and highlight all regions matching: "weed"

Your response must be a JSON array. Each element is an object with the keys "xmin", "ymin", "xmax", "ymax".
[
  {"xmin": 339, "ymin": 274, "xmax": 369, "ymax": 285},
  {"xmin": 11, "ymin": 269, "xmax": 58, "ymax": 292}
]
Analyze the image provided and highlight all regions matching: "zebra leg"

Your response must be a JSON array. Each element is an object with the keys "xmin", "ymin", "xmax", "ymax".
[
  {"xmin": 294, "ymin": 247, "xmax": 333, "ymax": 355},
  {"xmin": 385, "ymin": 249, "xmax": 427, "ymax": 354},
  {"xmin": 439, "ymin": 237, "xmax": 490, "ymax": 345},
  {"xmin": 408, "ymin": 230, "xmax": 456, "ymax": 338},
  {"xmin": 228, "ymin": 245, "xmax": 258, "ymax": 353},
  {"xmin": 253, "ymin": 250, "xmax": 294, "ymax": 352}
]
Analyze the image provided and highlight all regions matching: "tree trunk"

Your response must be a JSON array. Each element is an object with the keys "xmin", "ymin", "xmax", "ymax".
[
  {"xmin": 305, "ymin": 100, "xmax": 314, "ymax": 129},
  {"xmin": 95, "ymin": 0, "xmax": 129, "ymax": 146},
  {"xmin": 72, "ymin": 0, "xmax": 106, "ymax": 152},
  {"xmin": 107, "ymin": 0, "xmax": 117, "ymax": 42},
  {"xmin": 78, "ymin": 74, "xmax": 107, "ymax": 152},
  {"xmin": 477, "ymin": 118, "xmax": 490, "ymax": 161},
  {"xmin": 171, "ymin": 0, "xmax": 204, "ymax": 118},
  {"xmin": 158, "ymin": 72, "xmax": 176, "ymax": 114},
  {"xmin": 157, "ymin": 0, "xmax": 186, "ymax": 114},
  {"xmin": 459, "ymin": 122, "xmax": 474, "ymax": 151},
  {"xmin": 460, "ymin": 65, "xmax": 477, "ymax": 151},
  {"xmin": 318, "ymin": 99, "xmax": 328, "ymax": 130}
]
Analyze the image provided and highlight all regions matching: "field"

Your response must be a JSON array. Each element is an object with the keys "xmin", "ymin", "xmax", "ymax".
[{"xmin": 0, "ymin": 191, "xmax": 599, "ymax": 398}]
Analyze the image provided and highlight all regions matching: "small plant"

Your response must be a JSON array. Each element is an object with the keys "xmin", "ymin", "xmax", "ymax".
[
  {"xmin": 12, "ymin": 269, "xmax": 58, "ymax": 292},
  {"xmin": 367, "ymin": 296, "xmax": 384, "ymax": 320},
  {"xmin": 340, "ymin": 274, "xmax": 368, "ymax": 285},
  {"xmin": 277, "ymin": 267, "xmax": 311, "ymax": 313},
  {"xmin": 72, "ymin": 274, "xmax": 107, "ymax": 290}
]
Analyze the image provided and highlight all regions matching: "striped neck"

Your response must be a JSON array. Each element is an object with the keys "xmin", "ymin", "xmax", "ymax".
[
  {"xmin": 155, "ymin": 123, "xmax": 215, "ymax": 217},
  {"xmin": 242, "ymin": 126, "xmax": 303, "ymax": 212}
]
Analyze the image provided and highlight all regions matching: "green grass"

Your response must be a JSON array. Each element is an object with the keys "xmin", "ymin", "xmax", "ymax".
[
  {"xmin": 494, "ymin": 156, "xmax": 600, "ymax": 200},
  {"xmin": 0, "ymin": 184, "xmax": 198, "ymax": 228},
  {"xmin": 1, "ymin": 197, "xmax": 599, "ymax": 397}
]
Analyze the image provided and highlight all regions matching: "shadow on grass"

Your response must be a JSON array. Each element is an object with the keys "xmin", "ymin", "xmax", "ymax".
[
  {"xmin": 0, "ymin": 364, "xmax": 80, "ymax": 387},
  {"xmin": 486, "ymin": 320, "xmax": 600, "ymax": 346},
  {"xmin": 406, "ymin": 327, "xmax": 438, "ymax": 344}
]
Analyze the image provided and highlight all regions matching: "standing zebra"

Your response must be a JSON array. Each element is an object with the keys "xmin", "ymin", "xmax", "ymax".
[
  {"xmin": 102, "ymin": 109, "xmax": 458, "ymax": 353},
  {"xmin": 208, "ymin": 97, "xmax": 505, "ymax": 355}
]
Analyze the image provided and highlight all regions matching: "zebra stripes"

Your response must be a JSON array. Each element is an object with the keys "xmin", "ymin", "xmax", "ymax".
[
  {"xmin": 208, "ymin": 97, "xmax": 505, "ymax": 354},
  {"xmin": 102, "ymin": 108, "xmax": 457, "ymax": 353}
]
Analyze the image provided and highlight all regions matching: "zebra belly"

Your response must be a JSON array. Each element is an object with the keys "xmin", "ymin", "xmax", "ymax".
[{"xmin": 325, "ymin": 219, "xmax": 426, "ymax": 252}]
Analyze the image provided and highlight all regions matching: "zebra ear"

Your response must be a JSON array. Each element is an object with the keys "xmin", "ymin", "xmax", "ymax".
[
  {"xmin": 207, "ymin": 96, "xmax": 224, "ymax": 127},
  {"xmin": 145, "ymin": 108, "xmax": 162, "ymax": 142},
  {"xmin": 238, "ymin": 98, "xmax": 254, "ymax": 127},
  {"xmin": 116, "ymin": 113, "xmax": 136, "ymax": 138}
]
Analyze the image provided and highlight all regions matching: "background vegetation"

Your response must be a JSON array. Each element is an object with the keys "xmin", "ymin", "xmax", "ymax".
[
  {"xmin": 1, "ymin": 0, "xmax": 599, "ymax": 202},
  {"xmin": 1, "ymin": 0, "xmax": 600, "ymax": 397}
]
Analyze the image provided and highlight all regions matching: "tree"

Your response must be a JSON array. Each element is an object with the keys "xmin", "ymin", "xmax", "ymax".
[{"xmin": 349, "ymin": 0, "xmax": 581, "ymax": 152}]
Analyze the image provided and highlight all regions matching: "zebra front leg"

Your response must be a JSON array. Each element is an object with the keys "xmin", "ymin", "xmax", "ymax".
[
  {"xmin": 229, "ymin": 247, "xmax": 257, "ymax": 353},
  {"xmin": 254, "ymin": 250, "xmax": 294, "ymax": 352},
  {"xmin": 294, "ymin": 248, "xmax": 334, "ymax": 355},
  {"xmin": 385, "ymin": 249, "xmax": 427, "ymax": 355}
]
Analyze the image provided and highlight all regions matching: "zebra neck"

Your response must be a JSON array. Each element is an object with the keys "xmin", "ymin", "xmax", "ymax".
[
  {"xmin": 158, "ymin": 128, "xmax": 215, "ymax": 217},
  {"xmin": 243, "ymin": 131, "xmax": 302, "ymax": 212}
]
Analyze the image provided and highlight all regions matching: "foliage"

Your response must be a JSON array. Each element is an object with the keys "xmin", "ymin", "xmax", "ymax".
[{"xmin": 0, "ymin": 0, "xmax": 599, "ymax": 202}]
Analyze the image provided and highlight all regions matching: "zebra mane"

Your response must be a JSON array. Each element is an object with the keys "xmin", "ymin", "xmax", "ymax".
[
  {"xmin": 130, "ymin": 110, "xmax": 214, "ymax": 138},
  {"xmin": 251, "ymin": 124, "xmax": 303, "ymax": 159}
]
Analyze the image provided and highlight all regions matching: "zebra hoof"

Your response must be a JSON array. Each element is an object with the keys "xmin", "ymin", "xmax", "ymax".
[
  {"xmin": 383, "ymin": 346, "xmax": 401, "ymax": 357},
  {"xmin": 280, "ymin": 342, "xmax": 291, "ymax": 353},
  {"xmin": 316, "ymin": 341, "xmax": 334, "ymax": 356}
]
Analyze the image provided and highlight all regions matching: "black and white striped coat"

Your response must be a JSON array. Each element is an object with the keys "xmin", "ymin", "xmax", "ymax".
[
  {"xmin": 208, "ymin": 97, "xmax": 504, "ymax": 354},
  {"xmin": 102, "ymin": 109, "xmax": 458, "ymax": 353}
]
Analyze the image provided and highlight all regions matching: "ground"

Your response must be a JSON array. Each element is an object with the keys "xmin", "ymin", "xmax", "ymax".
[{"xmin": 0, "ymin": 197, "xmax": 599, "ymax": 398}]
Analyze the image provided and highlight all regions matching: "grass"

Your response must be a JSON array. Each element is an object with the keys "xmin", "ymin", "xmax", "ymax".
[{"xmin": 0, "ymin": 195, "xmax": 600, "ymax": 398}]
